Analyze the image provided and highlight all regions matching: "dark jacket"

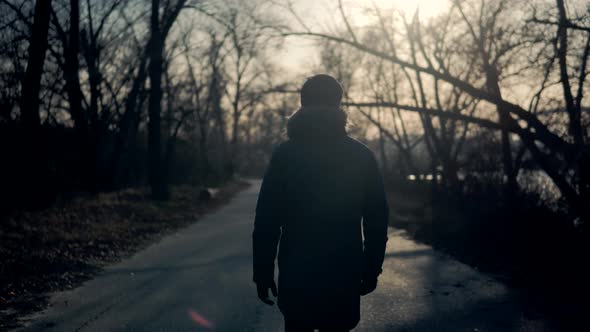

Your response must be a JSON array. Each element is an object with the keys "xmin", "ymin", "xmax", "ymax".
[{"xmin": 252, "ymin": 106, "xmax": 389, "ymax": 330}]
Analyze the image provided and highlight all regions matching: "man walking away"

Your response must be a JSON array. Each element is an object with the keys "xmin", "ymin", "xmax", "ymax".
[{"xmin": 253, "ymin": 74, "xmax": 390, "ymax": 332}]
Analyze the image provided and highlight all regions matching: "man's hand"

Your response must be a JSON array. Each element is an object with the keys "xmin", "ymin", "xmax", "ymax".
[
  {"xmin": 360, "ymin": 278, "xmax": 378, "ymax": 296},
  {"xmin": 256, "ymin": 280, "xmax": 278, "ymax": 305}
]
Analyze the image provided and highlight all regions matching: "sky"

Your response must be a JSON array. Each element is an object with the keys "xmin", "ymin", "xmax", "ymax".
[{"xmin": 273, "ymin": 0, "xmax": 450, "ymax": 75}]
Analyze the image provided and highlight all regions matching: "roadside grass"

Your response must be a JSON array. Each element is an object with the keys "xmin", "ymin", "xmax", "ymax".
[{"xmin": 0, "ymin": 180, "xmax": 250, "ymax": 330}]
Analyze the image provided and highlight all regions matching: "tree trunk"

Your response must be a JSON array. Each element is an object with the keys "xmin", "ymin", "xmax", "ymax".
[
  {"xmin": 63, "ymin": 0, "xmax": 96, "ymax": 191},
  {"xmin": 211, "ymin": 71, "xmax": 228, "ymax": 181},
  {"xmin": 555, "ymin": 0, "xmax": 583, "ymax": 147},
  {"xmin": 148, "ymin": 0, "xmax": 167, "ymax": 199},
  {"xmin": 80, "ymin": 35, "xmax": 100, "ymax": 136},
  {"xmin": 64, "ymin": 0, "xmax": 86, "ymax": 134},
  {"xmin": 107, "ymin": 49, "xmax": 149, "ymax": 188},
  {"xmin": 484, "ymin": 67, "xmax": 517, "ymax": 199},
  {"xmin": 20, "ymin": 0, "xmax": 51, "ymax": 128},
  {"xmin": 81, "ymin": 30, "xmax": 103, "ymax": 191},
  {"xmin": 18, "ymin": 0, "xmax": 52, "ymax": 207}
]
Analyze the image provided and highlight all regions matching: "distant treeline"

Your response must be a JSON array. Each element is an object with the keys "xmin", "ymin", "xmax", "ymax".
[{"xmin": 0, "ymin": 0, "xmax": 289, "ymax": 210}]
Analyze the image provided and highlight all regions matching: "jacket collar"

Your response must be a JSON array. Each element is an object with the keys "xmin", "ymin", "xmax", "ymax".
[{"xmin": 286, "ymin": 106, "xmax": 347, "ymax": 142}]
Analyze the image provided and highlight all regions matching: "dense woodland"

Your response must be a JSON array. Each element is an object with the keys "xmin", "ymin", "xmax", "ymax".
[
  {"xmin": 0, "ymin": 0, "xmax": 292, "ymax": 208},
  {"xmin": 0, "ymin": 0, "xmax": 589, "ymax": 242}
]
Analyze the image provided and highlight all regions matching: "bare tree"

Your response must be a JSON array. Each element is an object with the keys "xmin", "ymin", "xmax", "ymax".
[
  {"xmin": 147, "ymin": 0, "xmax": 189, "ymax": 199},
  {"xmin": 198, "ymin": 0, "xmax": 280, "ymax": 177},
  {"xmin": 20, "ymin": 0, "xmax": 51, "ymax": 128},
  {"xmin": 283, "ymin": 0, "xmax": 590, "ymax": 220}
]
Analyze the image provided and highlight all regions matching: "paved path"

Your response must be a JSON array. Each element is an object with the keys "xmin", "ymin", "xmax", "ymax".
[{"xmin": 18, "ymin": 181, "xmax": 545, "ymax": 331}]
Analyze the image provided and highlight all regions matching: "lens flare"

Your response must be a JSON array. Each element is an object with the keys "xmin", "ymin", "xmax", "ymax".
[{"xmin": 187, "ymin": 309, "xmax": 214, "ymax": 329}]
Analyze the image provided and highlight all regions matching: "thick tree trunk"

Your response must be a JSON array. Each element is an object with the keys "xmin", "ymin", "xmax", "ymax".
[
  {"xmin": 80, "ymin": 33, "xmax": 104, "ymax": 192},
  {"xmin": 18, "ymin": 0, "xmax": 52, "ymax": 208},
  {"xmin": 148, "ymin": 0, "xmax": 167, "ymax": 199},
  {"xmin": 63, "ymin": 0, "xmax": 97, "ymax": 191},
  {"xmin": 20, "ymin": 0, "xmax": 51, "ymax": 128}
]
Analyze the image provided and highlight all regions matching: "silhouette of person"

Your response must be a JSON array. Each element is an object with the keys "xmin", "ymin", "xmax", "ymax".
[{"xmin": 253, "ymin": 74, "xmax": 389, "ymax": 332}]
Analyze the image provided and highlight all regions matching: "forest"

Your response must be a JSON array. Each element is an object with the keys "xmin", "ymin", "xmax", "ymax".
[{"xmin": 0, "ymin": 0, "xmax": 589, "ymax": 329}]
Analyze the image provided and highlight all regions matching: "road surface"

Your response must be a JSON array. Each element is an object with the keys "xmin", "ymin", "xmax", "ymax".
[{"xmin": 18, "ymin": 181, "xmax": 546, "ymax": 331}]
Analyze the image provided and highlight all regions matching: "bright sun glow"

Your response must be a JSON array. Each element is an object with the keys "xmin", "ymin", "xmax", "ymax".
[
  {"xmin": 363, "ymin": 0, "xmax": 449, "ymax": 19},
  {"xmin": 277, "ymin": 0, "xmax": 451, "ymax": 73}
]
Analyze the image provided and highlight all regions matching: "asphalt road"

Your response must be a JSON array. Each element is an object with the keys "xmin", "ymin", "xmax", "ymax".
[{"xmin": 18, "ymin": 181, "xmax": 548, "ymax": 332}]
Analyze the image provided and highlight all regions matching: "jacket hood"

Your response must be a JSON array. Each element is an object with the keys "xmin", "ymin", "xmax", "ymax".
[{"xmin": 286, "ymin": 106, "xmax": 347, "ymax": 142}]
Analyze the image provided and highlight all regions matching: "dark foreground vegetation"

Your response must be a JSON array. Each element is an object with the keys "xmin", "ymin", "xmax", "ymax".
[
  {"xmin": 388, "ymin": 179, "xmax": 590, "ymax": 330},
  {"xmin": 0, "ymin": 180, "xmax": 249, "ymax": 330}
]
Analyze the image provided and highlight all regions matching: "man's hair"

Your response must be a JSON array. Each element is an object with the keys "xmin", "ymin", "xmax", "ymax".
[{"xmin": 300, "ymin": 74, "xmax": 343, "ymax": 107}]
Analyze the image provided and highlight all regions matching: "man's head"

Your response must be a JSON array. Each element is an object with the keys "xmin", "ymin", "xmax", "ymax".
[{"xmin": 300, "ymin": 74, "xmax": 343, "ymax": 107}]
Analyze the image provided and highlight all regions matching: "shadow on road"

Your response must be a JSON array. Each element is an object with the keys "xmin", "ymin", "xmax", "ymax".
[{"xmin": 356, "ymin": 230, "xmax": 554, "ymax": 331}]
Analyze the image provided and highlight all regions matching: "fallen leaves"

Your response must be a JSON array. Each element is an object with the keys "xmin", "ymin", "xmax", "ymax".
[{"xmin": 0, "ymin": 180, "xmax": 249, "ymax": 329}]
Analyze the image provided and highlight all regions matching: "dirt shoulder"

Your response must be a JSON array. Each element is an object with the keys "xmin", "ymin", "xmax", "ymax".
[{"xmin": 0, "ymin": 180, "xmax": 250, "ymax": 330}]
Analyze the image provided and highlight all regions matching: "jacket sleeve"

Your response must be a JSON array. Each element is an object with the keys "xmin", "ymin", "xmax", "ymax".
[
  {"xmin": 361, "ymin": 151, "xmax": 389, "ymax": 281},
  {"xmin": 252, "ymin": 146, "xmax": 285, "ymax": 284}
]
